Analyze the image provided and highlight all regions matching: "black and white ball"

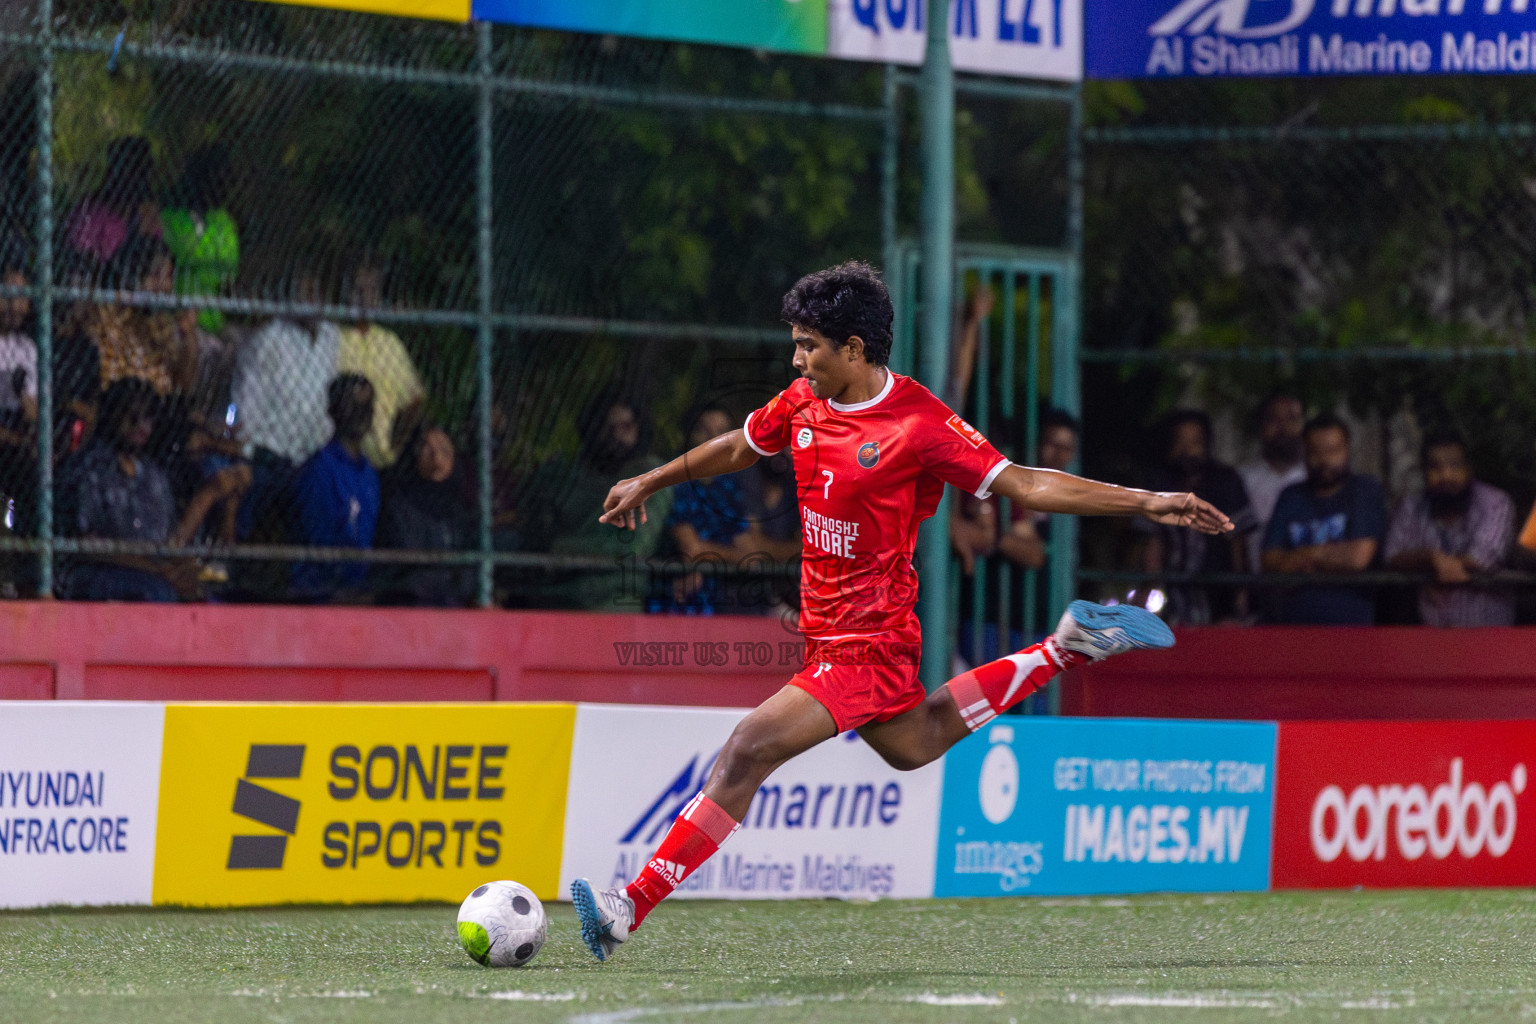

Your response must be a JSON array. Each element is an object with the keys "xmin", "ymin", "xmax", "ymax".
[{"xmin": 456, "ymin": 880, "xmax": 547, "ymax": 967}]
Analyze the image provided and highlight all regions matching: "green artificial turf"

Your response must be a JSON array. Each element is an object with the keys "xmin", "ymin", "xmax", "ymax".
[{"xmin": 1, "ymin": 890, "xmax": 1534, "ymax": 1023}]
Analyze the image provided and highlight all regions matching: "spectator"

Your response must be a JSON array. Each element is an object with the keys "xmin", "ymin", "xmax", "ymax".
[
  {"xmin": 946, "ymin": 285, "xmax": 994, "ymax": 410},
  {"xmin": 1385, "ymin": 432, "xmax": 1515, "ymax": 627},
  {"xmin": 375, "ymin": 422, "xmax": 476, "ymax": 607},
  {"xmin": 50, "ymin": 304, "xmax": 103, "ymax": 463},
  {"xmin": 655, "ymin": 404, "xmax": 754, "ymax": 614},
  {"xmin": 289, "ymin": 374, "xmax": 380, "ymax": 601},
  {"xmin": 58, "ymin": 378, "xmax": 250, "ymax": 602},
  {"xmin": 230, "ymin": 270, "xmax": 340, "ymax": 538},
  {"xmin": 0, "ymin": 250, "xmax": 38, "ymax": 590},
  {"xmin": 737, "ymin": 445, "xmax": 801, "ymax": 617},
  {"xmin": 954, "ymin": 408, "xmax": 1081, "ymax": 672},
  {"xmin": 1135, "ymin": 410, "xmax": 1256, "ymax": 625},
  {"xmin": 522, "ymin": 391, "xmax": 673, "ymax": 610},
  {"xmin": 997, "ymin": 407, "xmax": 1080, "ymax": 574},
  {"xmin": 161, "ymin": 145, "xmax": 239, "ymax": 334},
  {"xmin": 337, "ymin": 255, "xmax": 424, "ymax": 469},
  {"xmin": 1238, "ymin": 392, "xmax": 1306, "ymax": 570},
  {"xmin": 1262, "ymin": 414, "xmax": 1388, "ymax": 625},
  {"xmin": 60, "ymin": 135, "xmax": 160, "ymax": 287},
  {"xmin": 84, "ymin": 240, "xmax": 197, "ymax": 398},
  {"xmin": 0, "ymin": 253, "xmax": 38, "ymax": 451}
]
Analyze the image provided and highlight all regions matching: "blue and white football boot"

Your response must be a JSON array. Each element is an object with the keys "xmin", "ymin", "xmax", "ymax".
[
  {"xmin": 571, "ymin": 877, "xmax": 635, "ymax": 962},
  {"xmin": 1052, "ymin": 599, "xmax": 1175, "ymax": 661}
]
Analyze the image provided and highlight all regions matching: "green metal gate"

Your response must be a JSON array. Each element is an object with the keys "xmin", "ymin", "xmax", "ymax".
[{"xmin": 892, "ymin": 242, "xmax": 1080, "ymax": 707}]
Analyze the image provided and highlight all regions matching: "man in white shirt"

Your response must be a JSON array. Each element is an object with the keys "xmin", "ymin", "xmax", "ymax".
[
  {"xmin": 231, "ymin": 272, "xmax": 340, "ymax": 538},
  {"xmin": 1238, "ymin": 393, "xmax": 1306, "ymax": 570}
]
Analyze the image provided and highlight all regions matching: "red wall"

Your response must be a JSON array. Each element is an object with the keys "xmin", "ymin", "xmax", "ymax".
[
  {"xmin": 9, "ymin": 605, "xmax": 1536, "ymax": 719},
  {"xmin": 0, "ymin": 602, "xmax": 794, "ymax": 707},
  {"xmin": 1062, "ymin": 626, "xmax": 1536, "ymax": 720}
]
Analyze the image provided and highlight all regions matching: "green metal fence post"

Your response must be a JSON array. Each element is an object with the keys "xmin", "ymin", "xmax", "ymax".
[
  {"xmin": 881, "ymin": 63, "xmax": 898, "ymax": 283},
  {"xmin": 35, "ymin": 0, "xmax": 54, "ymax": 598},
  {"xmin": 475, "ymin": 21, "xmax": 495, "ymax": 608},
  {"xmin": 1047, "ymin": 83, "xmax": 1087, "ymax": 714},
  {"xmin": 917, "ymin": 0, "xmax": 955, "ymax": 691}
]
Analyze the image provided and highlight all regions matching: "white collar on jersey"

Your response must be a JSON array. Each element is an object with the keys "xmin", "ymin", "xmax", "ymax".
[{"xmin": 827, "ymin": 368, "xmax": 895, "ymax": 413}]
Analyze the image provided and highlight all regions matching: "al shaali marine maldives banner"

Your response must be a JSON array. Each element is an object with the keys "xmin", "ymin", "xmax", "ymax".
[
  {"xmin": 560, "ymin": 704, "xmax": 943, "ymax": 901},
  {"xmin": 1088, "ymin": 0, "xmax": 1536, "ymax": 79}
]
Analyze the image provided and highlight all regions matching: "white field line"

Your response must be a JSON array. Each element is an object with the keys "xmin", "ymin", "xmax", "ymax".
[
  {"xmin": 478, "ymin": 991, "xmax": 578, "ymax": 1002},
  {"xmin": 906, "ymin": 993, "xmax": 1005, "ymax": 1006},
  {"xmin": 1084, "ymin": 993, "xmax": 1280, "ymax": 1009},
  {"xmin": 568, "ymin": 999, "xmax": 810, "ymax": 1024}
]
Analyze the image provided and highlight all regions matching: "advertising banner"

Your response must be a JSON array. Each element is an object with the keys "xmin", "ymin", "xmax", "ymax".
[
  {"xmin": 257, "ymin": 0, "xmax": 470, "ymax": 22},
  {"xmin": 472, "ymin": 0, "xmax": 829, "ymax": 56},
  {"xmin": 830, "ymin": 0, "xmax": 1082, "ymax": 80},
  {"xmin": 1087, "ymin": 0, "xmax": 1536, "ymax": 79},
  {"xmin": 560, "ymin": 704, "xmax": 943, "ymax": 901},
  {"xmin": 934, "ymin": 718, "xmax": 1276, "ymax": 897},
  {"xmin": 1272, "ymin": 721, "xmax": 1536, "ymax": 889},
  {"xmin": 0, "ymin": 702, "xmax": 166, "ymax": 909},
  {"xmin": 152, "ymin": 703, "xmax": 575, "ymax": 906}
]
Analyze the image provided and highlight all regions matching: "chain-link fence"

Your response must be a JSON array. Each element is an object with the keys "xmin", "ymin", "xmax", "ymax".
[
  {"xmin": 1079, "ymin": 76, "xmax": 1536, "ymax": 625},
  {"xmin": 0, "ymin": 0, "xmax": 1077, "ymax": 618},
  {"xmin": 0, "ymin": 1, "xmax": 888, "ymax": 609}
]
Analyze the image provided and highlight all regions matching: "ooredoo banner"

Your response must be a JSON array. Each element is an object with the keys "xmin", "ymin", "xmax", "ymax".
[
  {"xmin": 1272, "ymin": 721, "xmax": 1536, "ymax": 889},
  {"xmin": 0, "ymin": 702, "xmax": 166, "ymax": 908},
  {"xmin": 934, "ymin": 718, "xmax": 1277, "ymax": 897},
  {"xmin": 152, "ymin": 703, "xmax": 575, "ymax": 905},
  {"xmin": 559, "ymin": 704, "xmax": 943, "ymax": 901}
]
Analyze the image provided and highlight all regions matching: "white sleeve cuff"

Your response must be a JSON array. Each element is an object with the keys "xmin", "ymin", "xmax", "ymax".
[
  {"xmin": 975, "ymin": 458, "xmax": 1011, "ymax": 500},
  {"xmin": 742, "ymin": 410, "xmax": 782, "ymax": 457}
]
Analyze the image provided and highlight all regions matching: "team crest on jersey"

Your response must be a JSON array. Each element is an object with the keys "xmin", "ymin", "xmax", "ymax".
[
  {"xmin": 856, "ymin": 441, "xmax": 880, "ymax": 468},
  {"xmin": 946, "ymin": 413, "xmax": 987, "ymax": 449},
  {"xmin": 796, "ymin": 427, "xmax": 813, "ymax": 448}
]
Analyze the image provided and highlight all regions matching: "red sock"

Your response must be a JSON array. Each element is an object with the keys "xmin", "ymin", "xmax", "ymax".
[
  {"xmin": 624, "ymin": 792, "xmax": 739, "ymax": 928},
  {"xmin": 946, "ymin": 637, "xmax": 1084, "ymax": 731}
]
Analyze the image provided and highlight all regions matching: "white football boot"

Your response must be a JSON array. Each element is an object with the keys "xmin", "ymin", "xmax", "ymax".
[
  {"xmin": 571, "ymin": 877, "xmax": 635, "ymax": 962},
  {"xmin": 1051, "ymin": 599, "xmax": 1175, "ymax": 662}
]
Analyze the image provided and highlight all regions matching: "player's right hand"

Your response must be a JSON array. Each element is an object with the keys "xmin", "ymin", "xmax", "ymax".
[
  {"xmin": 599, "ymin": 477, "xmax": 650, "ymax": 531},
  {"xmin": 1143, "ymin": 491, "xmax": 1232, "ymax": 535}
]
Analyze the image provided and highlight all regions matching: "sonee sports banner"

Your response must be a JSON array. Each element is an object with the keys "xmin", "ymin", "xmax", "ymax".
[{"xmin": 152, "ymin": 703, "xmax": 575, "ymax": 906}]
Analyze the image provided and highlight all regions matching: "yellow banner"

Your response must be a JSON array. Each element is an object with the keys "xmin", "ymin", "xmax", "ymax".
[
  {"xmin": 153, "ymin": 703, "xmax": 574, "ymax": 906},
  {"xmin": 259, "ymin": 0, "xmax": 469, "ymax": 23}
]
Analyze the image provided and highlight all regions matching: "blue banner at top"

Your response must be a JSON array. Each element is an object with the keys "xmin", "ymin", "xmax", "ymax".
[{"xmin": 1087, "ymin": 0, "xmax": 1536, "ymax": 78}]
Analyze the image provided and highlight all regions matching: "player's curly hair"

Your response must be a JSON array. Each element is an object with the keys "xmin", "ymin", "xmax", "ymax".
[{"xmin": 780, "ymin": 260, "xmax": 894, "ymax": 367}]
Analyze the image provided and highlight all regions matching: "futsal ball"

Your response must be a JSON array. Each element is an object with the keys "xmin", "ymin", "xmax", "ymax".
[{"xmin": 457, "ymin": 880, "xmax": 547, "ymax": 967}]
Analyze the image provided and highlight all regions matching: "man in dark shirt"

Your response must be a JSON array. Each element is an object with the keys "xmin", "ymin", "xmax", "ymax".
[
  {"xmin": 1262, "ymin": 414, "xmax": 1388, "ymax": 624},
  {"xmin": 1135, "ymin": 410, "xmax": 1256, "ymax": 624},
  {"xmin": 290, "ymin": 373, "xmax": 380, "ymax": 600},
  {"xmin": 60, "ymin": 377, "xmax": 249, "ymax": 601}
]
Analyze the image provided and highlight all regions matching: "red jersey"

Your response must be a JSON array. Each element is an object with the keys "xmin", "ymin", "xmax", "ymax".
[{"xmin": 744, "ymin": 372, "xmax": 1010, "ymax": 639}]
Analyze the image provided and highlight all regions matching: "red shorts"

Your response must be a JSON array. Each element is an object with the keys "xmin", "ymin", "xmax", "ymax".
[{"xmin": 789, "ymin": 618, "xmax": 925, "ymax": 733}]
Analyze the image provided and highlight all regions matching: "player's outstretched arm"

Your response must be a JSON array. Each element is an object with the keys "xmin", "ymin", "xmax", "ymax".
[
  {"xmin": 992, "ymin": 464, "xmax": 1233, "ymax": 536},
  {"xmin": 598, "ymin": 428, "xmax": 762, "ymax": 530}
]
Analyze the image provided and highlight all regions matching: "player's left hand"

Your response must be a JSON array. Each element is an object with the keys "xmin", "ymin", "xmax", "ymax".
[
  {"xmin": 599, "ymin": 476, "xmax": 650, "ymax": 530},
  {"xmin": 1143, "ymin": 491, "xmax": 1233, "ymax": 534}
]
